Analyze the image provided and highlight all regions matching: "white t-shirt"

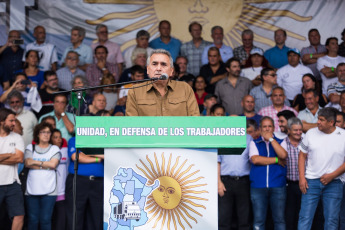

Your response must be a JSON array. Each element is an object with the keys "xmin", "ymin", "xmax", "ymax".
[
  {"xmin": 23, "ymin": 42, "xmax": 58, "ymax": 71},
  {"xmin": 277, "ymin": 64, "xmax": 313, "ymax": 100},
  {"xmin": 102, "ymin": 91, "xmax": 118, "ymax": 112},
  {"xmin": 317, "ymin": 55, "xmax": 345, "ymax": 95},
  {"xmin": 241, "ymin": 67, "xmax": 263, "ymax": 81},
  {"xmin": 0, "ymin": 132, "xmax": 25, "ymax": 185},
  {"xmin": 17, "ymin": 109, "xmax": 38, "ymax": 147},
  {"xmin": 299, "ymin": 127, "xmax": 345, "ymax": 179}
]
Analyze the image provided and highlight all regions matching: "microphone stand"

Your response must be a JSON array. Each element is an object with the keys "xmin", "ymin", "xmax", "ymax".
[{"xmin": 52, "ymin": 76, "xmax": 162, "ymax": 230}]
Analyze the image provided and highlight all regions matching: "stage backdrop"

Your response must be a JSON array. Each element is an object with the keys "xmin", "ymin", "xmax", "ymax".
[{"xmin": 1, "ymin": 0, "xmax": 345, "ymax": 61}]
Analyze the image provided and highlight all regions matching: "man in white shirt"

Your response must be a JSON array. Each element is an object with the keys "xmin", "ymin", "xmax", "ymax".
[
  {"xmin": 297, "ymin": 89, "xmax": 321, "ymax": 133},
  {"xmin": 0, "ymin": 108, "xmax": 25, "ymax": 230},
  {"xmin": 298, "ymin": 107, "xmax": 345, "ymax": 229},
  {"xmin": 317, "ymin": 37, "xmax": 345, "ymax": 95},
  {"xmin": 23, "ymin": 25, "xmax": 58, "ymax": 71},
  {"xmin": 277, "ymin": 48, "xmax": 313, "ymax": 103}
]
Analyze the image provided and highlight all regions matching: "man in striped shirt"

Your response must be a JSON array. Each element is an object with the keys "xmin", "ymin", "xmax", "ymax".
[{"xmin": 327, "ymin": 62, "xmax": 345, "ymax": 105}]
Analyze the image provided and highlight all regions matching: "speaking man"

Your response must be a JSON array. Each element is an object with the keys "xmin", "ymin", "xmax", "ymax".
[{"xmin": 126, "ymin": 49, "xmax": 199, "ymax": 116}]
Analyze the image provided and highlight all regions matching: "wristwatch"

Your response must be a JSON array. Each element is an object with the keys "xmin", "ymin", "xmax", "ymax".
[
  {"xmin": 269, "ymin": 137, "xmax": 274, "ymax": 143},
  {"xmin": 61, "ymin": 112, "xmax": 66, "ymax": 117},
  {"xmin": 101, "ymin": 67, "xmax": 107, "ymax": 71}
]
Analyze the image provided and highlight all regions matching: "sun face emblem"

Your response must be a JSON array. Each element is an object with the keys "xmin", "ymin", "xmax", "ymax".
[{"xmin": 136, "ymin": 152, "xmax": 208, "ymax": 229}]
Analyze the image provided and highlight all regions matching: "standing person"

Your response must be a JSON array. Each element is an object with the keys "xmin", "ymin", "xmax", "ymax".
[
  {"xmin": 51, "ymin": 129, "xmax": 68, "ymax": 230},
  {"xmin": 297, "ymin": 89, "xmax": 321, "ymax": 133},
  {"xmin": 317, "ymin": 37, "xmax": 345, "ymax": 94},
  {"xmin": 284, "ymin": 117, "xmax": 303, "ymax": 230},
  {"xmin": 91, "ymin": 24, "xmax": 124, "ymax": 74},
  {"xmin": 0, "ymin": 108, "xmax": 25, "ymax": 230},
  {"xmin": 249, "ymin": 116, "xmax": 288, "ymax": 230},
  {"xmin": 149, "ymin": 20, "xmax": 181, "ymax": 61},
  {"xmin": 61, "ymin": 26, "xmax": 93, "ymax": 71},
  {"xmin": 201, "ymin": 26, "xmax": 233, "ymax": 65},
  {"xmin": 180, "ymin": 22, "xmax": 211, "ymax": 76},
  {"xmin": 301, "ymin": 29, "xmax": 327, "ymax": 81},
  {"xmin": 327, "ymin": 62, "xmax": 345, "ymax": 105},
  {"xmin": 298, "ymin": 107, "xmax": 345, "ymax": 229},
  {"xmin": 264, "ymin": 29, "xmax": 291, "ymax": 69},
  {"xmin": 193, "ymin": 76, "xmax": 208, "ymax": 113},
  {"xmin": 242, "ymin": 48, "xmax": 269, "ymax": 86},
  {"xmin": 215, "ymin": 58, "xmax": 253, "ymax": 115},
  {"xmin": 23, "ymin": 25, "xmax": 58, "ymax": 71},
  {"xmin": 338, "ymin": 28, "xmax": 345, "ymax": 57},
  {"xmin": 126, "ymin": 49, "xmax": 199, "ymax": 116},
  {"xmin": 239, "ymin": 95, "xmax": 262, "ymax": 125},
  {"xmin": 24, "ymin": 123, "xmax": 61, "ymax": 230}
]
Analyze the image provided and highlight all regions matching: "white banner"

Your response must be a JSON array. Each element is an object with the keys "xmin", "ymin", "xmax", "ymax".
[{"xmin": 104, "ymin": 148, "xmax": 217, "ymax": 230}]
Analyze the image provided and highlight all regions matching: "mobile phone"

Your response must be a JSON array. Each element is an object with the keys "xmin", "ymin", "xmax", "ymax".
[
  {"xmin": 13, "ymin": 39, "xmax": 24, "ymax": 45},
  {"xmin": 21, "ymin": 80, "xmax": 31, "ymax": 85}
]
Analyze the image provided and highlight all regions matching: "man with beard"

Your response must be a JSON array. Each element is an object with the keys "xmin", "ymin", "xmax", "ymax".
[
  {"xmin": 215, "ymin": 58, "xmax": 253, "ymax": 115},
  {"xmin": 38, "ymin": 71, "xmax": 66, "ymax": 118},
  {"xmin": 57, "ymin": 51, "xmax": 85, "ymax": 91},
  {"xmin": 298, "ymin": 89, "xmax": 321, "ymax": 133},
  {"xmin": 7, "ymin": 90, "xmax": 37, "ymax": 147},
  {"xmin": 0, "ymin": 108, "xmax": 25, "ymax": 230},
  {"xmin": 275, "ymin": 110, "xmax": 296, "ymax": 139}
]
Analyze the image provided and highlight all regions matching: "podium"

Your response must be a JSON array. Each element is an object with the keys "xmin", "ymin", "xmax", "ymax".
[{"xmin": 76, "ymin": 116, "xmax": 246, "ymax": 230}]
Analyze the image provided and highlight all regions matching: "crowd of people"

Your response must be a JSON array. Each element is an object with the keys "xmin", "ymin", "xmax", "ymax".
[{"xmin": 0, "ymin": 18, "xmax": 345, "ymax": 230}]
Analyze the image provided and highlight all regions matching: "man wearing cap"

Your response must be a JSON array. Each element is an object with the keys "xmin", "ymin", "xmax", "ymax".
[
  {"xmin": 317, "ymin": 37, "xmax": 345, "ymax": 95},
  {"xmin": 264, "ymin": 29, "xmax": 291, "ymax": 69},
  {"xmin": 241, "ymin": 48, "xmax": 266, "ymax": 85},
  {"xmin": 201, "ymin": 94, "xmax": 217, "ymax": 116},
  {"xmin": 277, "ymin": 48, "xmax": 313, "ymax": 104}
]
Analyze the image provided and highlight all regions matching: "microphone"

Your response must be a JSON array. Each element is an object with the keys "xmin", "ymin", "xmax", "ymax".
[{"xmin": 152, "ymin": 73, "xmax": 169, "ymax": 81}]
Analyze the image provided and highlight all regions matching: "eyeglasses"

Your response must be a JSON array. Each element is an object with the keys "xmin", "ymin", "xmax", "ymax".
[
  {"xmin": 40, "ymin": 131, "xmax": 51, "ymax": 135},
  {"xmin": 10, "ymin": 100, "xmax": 21, "ymax": 104}
]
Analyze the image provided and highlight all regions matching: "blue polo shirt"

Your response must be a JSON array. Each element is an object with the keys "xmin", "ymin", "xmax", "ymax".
[
  {"xmin": 149, "ymin": 37, "xmax": 181, "ymax": 61},
  {"xmin": 264, "ymin": 45, "xmax": 291, "ymax": 69}
]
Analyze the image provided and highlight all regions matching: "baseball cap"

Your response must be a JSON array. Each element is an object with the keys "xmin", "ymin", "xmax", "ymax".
[
  {"xmin": 250, "ymin": 48, "xmax": 264, "ymax": 56},
  {"xmin": 287, "ymin": 48, "xmax": 301, "ymax": 56}
]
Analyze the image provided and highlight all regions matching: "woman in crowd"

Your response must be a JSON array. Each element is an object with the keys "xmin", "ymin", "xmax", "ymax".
[
  {"xmin": 51, "ymin": 129, "xmax": 68, "ymax": 230},
  {"xmin": 21, "ymin": 50, "xmax": 45, "ymax": 89},
  {"xmin": 24, "ymin": 123, "xmax": 61, "ymax": 230},
  {"xmin": 292, "ymin": 73, "xmax": 328, "ymax": 111},
  {"xmin": 242, "ymin": 48, "xmax": 269, "ymax": 86},
  {"xmin": 193, "ymin": 76, "xmax": 208, "ymax": 113},
  {"xmin": 119, "ymin": 47, "xmax": 148, "ymax": 83},
  {"xmin": 100, "ymin": 73, "xmax": 118, "ymax": 114},
  {"xmin": 66, "ymin": 75, "xmax": 92, "ymax": 115}
]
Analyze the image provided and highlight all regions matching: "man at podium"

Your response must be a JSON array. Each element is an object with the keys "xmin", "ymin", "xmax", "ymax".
[{"xmin": 125, "ymin": 49, "xmax": 200, "ymax": 116}]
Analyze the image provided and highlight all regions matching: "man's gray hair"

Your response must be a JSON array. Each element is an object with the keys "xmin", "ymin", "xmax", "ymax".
[
  {"xmin": 96, "ymin": 24, "xmax": 107, "ymax": 33},
  {"xmin": 211, "ymin": 26, "xmax": 223, "ymax": 35},
  {"xmin": 242, "ymin": 29, "xmax": 254, "ymax": 37},
  {"xmin": 71, "ymin": 26, "xmax": 86, "ymax": 38},
  {"xmin": 318, "ymin": 107, "xmax": 337, "ymax": 126},
  {"xmin": 287, "ymin": 117, "xmax": 303, "ymax": 129},
  {"xmin": 147, "ymin": 49, "xmax": 174, "ymax": 68},
  {"xmin": 71, "ymin": 75, "xmax": 89, "ymax": 87},
  {"xmin": 7, "ymin": 90, "xmax": 24, "ymax": 103},
  {"xmin": 259, "ymin": 116, "xmax": 275, "ymax": 128}
]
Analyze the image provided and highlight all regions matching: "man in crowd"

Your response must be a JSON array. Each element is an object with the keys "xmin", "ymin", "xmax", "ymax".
[
  {"xmin": 233, "ymin": 29, "xmax": 263, "ymax": 66},
  {"xmin": 301, "ymin": 29, "xmax": 327, "ymax": 81},
  {"xmin": 57, "ymin": 51, "xmax": 85, "ymax": 91},
  {"xmin": 7, "ymin": 90, "xmax": 37, "ymax": 147},
  {"xmin": 246, "ymin": 119, "xmax": 260, "ymax": 140},
  {"xmin": 201, "ymin": 94, "xmax": 217, "ymax": 116},
  {"xmin": 317, "ymin": 37, "xmax": 345, "ymax": 94},
  {"xmin": 0, "ymin": 108, "xmax": 25, "ymax": 230},
  {"xmin": 126, "ymin": 49, "xmax": 199, "ymax": 116},
  {"xmin": 277, "ymin": 48, "xmax": 313, "ymax": 103},
  {"xmin": 149, "ymin": 20, "xmax": 181, "ymax": 61},
  {"xmin": 338, "ymin": 28, "xmax": 345, "ymax": 57},
  {"xmin": 180, "ymin": 22, "xmax": 211, "ymax": 76},
  {"xmin": 285, "ymin": 117, "xmax": 303, "ymax": 230},
  {"xmin": 215, "ymin": 58, "xmax": 253, "ymax": 115},
  {"xmin": 264, "ymin": 29, "xmax": 291, "ymax": 69},
  {"xmin": 91, "ymin": 24, "xmax": 124, "ymax": 74},
  {"xmin": 297, "ymin": 89, "xmax": 321, "ymax": 132},
  {"xmin": 201, "ymin": 26, "xmax": 233, "ymax": 65},
  {"xmin": 38, "ymin": 71, "xmax": 66, "ymax": 118},
  {"xmin": 327, "ymin": 62, "xmax": 345, "ymax": 106},
  {"xmin": 298, "ymin": 107, "xmax": 345, "ymax": 229},
  {"xmin": 199, "ymin": 47, "xmax": 227, "ymax": 94},
  {"xmin": 175, "ymin": 56, "xmax": 194, "ymax": 85},
  {"xmin": 23, "ymin": 25, "xmax": 58, "ymax": 71},
  {"xmin": 86, "ymin": 45, "xmax": 118, "ymax": 95},
  {"xmin": 61, "ymin": 26, "xmax": 93, "ymax": 71},
  {"xmin": 123, "ymin": 30, "xmax": 153, "ymax": 69},
  {"xmin": 336, "ymin": 111, "xmax": 345, "ymax": 129},
  {"xmin": 87, "ymin": 93, "xmax": 107, "ymax": 116},
  {"xmin": 39, "ymin": 94, "xmax": 75, "ymax": 141},
  {"xmin": 218, "ymin": 134, "xmax": 252, "ymax": 230},
  {"xmin": 249, "ymin": 116, "xmax": 288, "ymax": 229},
  {"xmin": 258, "ymin": 87, "xmax": 298, "ymax": 131},
  {"xmin": 275, "ymin": 110, "xmax": 296, "ymax": 139},
  {"xmin": 0, "ymin": 30, "xmax": 24, "ymax": 86},
  {"xmin": 239, "ymin": 95, "xmax": 262, "ymax": 125}
]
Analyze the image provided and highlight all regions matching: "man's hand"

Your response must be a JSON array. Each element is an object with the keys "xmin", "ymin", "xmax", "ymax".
[
  {"xmin": 261, "ymin": 130, "xmax": 273, "ymax": 142},
  {"xmin": 320, "ymin": 173, "xmax": 334, "ymax": 185},
  {"xmin": 97, "ymin": 59, "xmax": 106, "ymax": 70},
  {"xmin": 278, "ymin": 158, "xmax": 286, "ymax": 167},
  {"xmin": 299, "ymin": 177, "xmax": 309, "ymax": 194},
  {"xmin": 218, "ymin": 181, "xmax": 226, "ymax": 197}
]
